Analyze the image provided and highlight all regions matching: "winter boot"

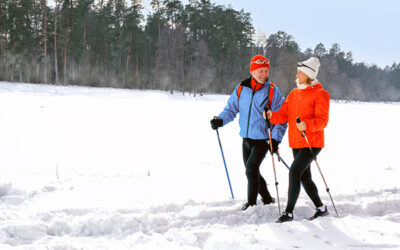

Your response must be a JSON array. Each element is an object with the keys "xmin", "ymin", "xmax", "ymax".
[
  {"xmin": 241, "ymin": 202, "xmax": 256, "ymax": 211},
  {"xmin": 275, "ymin": 212, "xmax": 294, "ymax": 223},
  {"xmin": 308, "ymin": 206, "xmax": 329, "ymax": 220},
  {"xmin": 261, "ymin": 197, "xmax": 275, "ymax": 205}
]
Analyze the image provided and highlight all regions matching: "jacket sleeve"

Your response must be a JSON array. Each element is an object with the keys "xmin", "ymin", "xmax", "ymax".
[
  {"xmin": 270, "ymin": 91, "xmax": 290, "ymax": 125},
  {"xmin": 270, "ymin": 86, "xmax": 288, "ymax": 142},
  {"xmin": 304, "ymin": 90, "xmax": 330, "ymax": 132},
  {"xmin": 218, "ymin": 85, "xmax": 240, "ymax": 126}
]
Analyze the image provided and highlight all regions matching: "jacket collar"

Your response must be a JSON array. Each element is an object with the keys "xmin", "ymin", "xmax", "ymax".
[
  {"xmin": 241, "ymin": 77, "xmax": 270, "ymax": 89},
  {"xmin": 297, "ymin": 79, "xmax": 322, "ymax": 90}
]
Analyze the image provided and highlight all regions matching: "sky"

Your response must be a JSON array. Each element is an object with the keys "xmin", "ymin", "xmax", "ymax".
[{"xmin": 142, "ymin": 0, "xmax": 400, "ymax": 68}]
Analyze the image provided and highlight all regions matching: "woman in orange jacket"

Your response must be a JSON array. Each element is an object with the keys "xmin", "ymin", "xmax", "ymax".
[{"xmin": 265, "ymin": 57, "xmax": 330, "ymax": 223}]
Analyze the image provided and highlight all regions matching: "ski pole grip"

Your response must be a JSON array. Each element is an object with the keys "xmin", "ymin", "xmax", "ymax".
[
  {"xmin": 264, "ymin": 106, "xmax": 270, "ymax": 114},
  {"xmin": 264, "ymin": 106, "xmax": 271, "ymax": 128},
  {"xmin": 297, "ymin": 117, "xmax": 306, "ymax": 136}
]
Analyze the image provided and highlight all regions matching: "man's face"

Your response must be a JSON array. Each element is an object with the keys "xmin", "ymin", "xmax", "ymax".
[{"xmin": 251, "ymin": 67, "xmax": 269, "ymax": 84}]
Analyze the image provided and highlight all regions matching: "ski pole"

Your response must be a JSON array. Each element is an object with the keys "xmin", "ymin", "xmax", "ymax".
[
  {"xmin": 275, "ymin": 153, "xmax": 290, "ymax": 170},
  {"xmin": 215, "ymin": 129, "xmax": 235, "ymax": 199},
  {"xmin": 296, "ymin": 117, "xmax": 339, "ymax": 217},
  {"xmin": 265, "ymin": 107, "xmax": 281, "ymax": 215}
]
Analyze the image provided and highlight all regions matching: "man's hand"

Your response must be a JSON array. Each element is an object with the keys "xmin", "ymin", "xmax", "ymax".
[
  {"xmin": 268, "ymin": 139, "xmax": 279, "ymax": 153},
  {"xmin": 263, "ymin": 110, "xmax": 272, "ymax": 120},
  {"xmin": 210, "ymin": 117, "xmax": 223, "ymax": 130}
]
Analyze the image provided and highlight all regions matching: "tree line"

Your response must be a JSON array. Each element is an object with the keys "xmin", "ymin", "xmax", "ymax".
[{"xmin": 0, "ymin": 0, "xmax": 398, "ymax": 101}]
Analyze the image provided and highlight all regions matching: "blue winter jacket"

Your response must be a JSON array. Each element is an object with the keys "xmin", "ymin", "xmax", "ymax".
[{"xmin": 218, "ymin": 78, "xmax": 287, "ymax": 141}]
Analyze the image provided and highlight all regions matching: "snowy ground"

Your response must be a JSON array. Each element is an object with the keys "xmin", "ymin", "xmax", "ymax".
[{"xmin": 0, "ymin": 81, "xmax": 399, "ymax": 249}]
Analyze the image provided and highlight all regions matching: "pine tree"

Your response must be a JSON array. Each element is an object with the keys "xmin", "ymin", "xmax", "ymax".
[
  {"xmin": 314, "ymin": 43, "xmax": 326, "ymax": 58},
  {"xmin": 123, "ymin": 0, "xmax": 144, "ymax": 88},
  {"xmin": 0, "ymin": 0, "xmax": 8, "ymax": 80},
  {"xmin": 187, "ymin": 39, "xmax": 214, "ymax": 95}
]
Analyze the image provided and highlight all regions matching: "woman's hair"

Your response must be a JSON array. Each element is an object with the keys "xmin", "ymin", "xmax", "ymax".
[{"xmin": 305, "ymin": 76, "xmax": 313, "ymax": 85}]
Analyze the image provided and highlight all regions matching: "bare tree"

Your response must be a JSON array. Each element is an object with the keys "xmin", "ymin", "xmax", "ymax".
[
  {"xmin": 0, "ymin": 27, "xmax": 3, "ymax": 56},
  {"xmin": 165, "ymin": 23, "xmax": 185, "ymax": 94},
  {"xmin": 0, "ymin": 0, "xmax": 6, "ymax": 76},
  {"xmin": 125, "ymin": 32, "xmax": 132, "ymax": 76},
  {"xmin": 153, "ymin": 23, "xmax": 186, "ymax": 94},
  {"xmin": 62, "ymin": 0, "xmax": 73, "ymax": 85},
  {"xmin": 41, "ymin": 0, "xmax": 48, "ymax": 83},
  {"xmin": 272, "ymin": 49, "xmax": 297, "ymax": 96},
  {"xmin": 187, "ymin": 39, "xmax": 214, "ymax": 96}
]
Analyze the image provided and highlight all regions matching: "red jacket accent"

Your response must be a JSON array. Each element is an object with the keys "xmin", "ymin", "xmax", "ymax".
[
  {"xmin": 251, "ymin": 78, "xmax": 264, "ymax": 92},
  {"xmin": 270, "ymin": 83, "xmax": 330, "ymax": 148}
]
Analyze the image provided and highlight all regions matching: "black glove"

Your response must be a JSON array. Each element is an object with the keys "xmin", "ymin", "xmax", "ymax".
[
  {"xmin": 210, "ymin": 117, "xmax": 223, "ymax": 130},
  {"xmin": 267, "ymin": 139, "xmax": 279, "ymax": 153}
]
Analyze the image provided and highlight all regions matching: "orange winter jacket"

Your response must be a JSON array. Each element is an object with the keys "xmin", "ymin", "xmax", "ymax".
[{"xmin": 270, "ymin": 82, "xmax": 330, "ymax": 148}]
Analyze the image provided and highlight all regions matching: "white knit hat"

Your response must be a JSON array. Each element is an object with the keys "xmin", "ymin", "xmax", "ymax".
[{"xmin": 297, "ymin": 57, "xmax": 320, "ymax": 80}]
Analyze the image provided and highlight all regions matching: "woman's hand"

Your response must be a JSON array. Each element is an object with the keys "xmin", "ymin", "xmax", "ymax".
[
  {"xmin": 296, "ymin": 121, "xmax": 307, "ymax": 131},
  {"xmin": 263, "ymin": 110, "xmax": 272, "ymax": 120}
]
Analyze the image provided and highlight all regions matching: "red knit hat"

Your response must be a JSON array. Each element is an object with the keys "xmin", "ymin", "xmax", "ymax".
[{"xmin": 250, "ymin": 55, "xmax": 270, "ymax": 72}]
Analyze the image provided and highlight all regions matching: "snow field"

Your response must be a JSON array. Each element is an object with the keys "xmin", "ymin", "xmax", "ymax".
[{"xmin": 0, "ymin": 82, "xmax": 399, "ymax": 249}]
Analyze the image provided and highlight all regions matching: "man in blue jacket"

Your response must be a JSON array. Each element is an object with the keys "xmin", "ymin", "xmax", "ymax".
[{"xmin": 210, "ymin": 55, "xmax": 287, "ymax": 210}]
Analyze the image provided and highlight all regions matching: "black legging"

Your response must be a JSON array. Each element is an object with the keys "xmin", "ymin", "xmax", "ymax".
[
  {"xmin": 242, "ymin": 138, "xmax": 273, "ymax": 205},
  {"xmin": 285, "ymin": 147, "xmax": 323, "ymax": 213}
]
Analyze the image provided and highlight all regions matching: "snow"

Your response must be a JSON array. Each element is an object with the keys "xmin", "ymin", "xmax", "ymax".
[{"xmin": 0, "ymin": 81, "xmax": 399, "ymax": 249}]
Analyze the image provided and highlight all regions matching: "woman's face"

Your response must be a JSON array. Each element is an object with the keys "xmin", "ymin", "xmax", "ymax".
[{"xmin": 296, "ymin": 69, "xmax": 310, "ymax": 84}]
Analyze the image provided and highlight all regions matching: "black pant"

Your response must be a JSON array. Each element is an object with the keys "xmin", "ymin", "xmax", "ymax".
[
  {"xmin": 242, "ymin": 138, "xmax": 272, "ymax": 205},
  {"xmin": 285, "ymin": 148, "xmax": 323, "ymax": 213}
]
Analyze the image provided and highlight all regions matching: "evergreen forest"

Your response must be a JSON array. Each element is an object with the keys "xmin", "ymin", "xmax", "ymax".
[{"xmin": 0, "ymin": 0, "xmax": 399, "ymax": 101}]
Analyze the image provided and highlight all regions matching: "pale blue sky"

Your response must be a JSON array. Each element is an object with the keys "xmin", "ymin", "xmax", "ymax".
[{"xmin": 143, "ymin": 0, "xmax": 400, "ymax": 68}]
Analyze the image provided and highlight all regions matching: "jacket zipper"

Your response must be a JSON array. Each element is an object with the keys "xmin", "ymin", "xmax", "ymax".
[
  {"xmin": 259, "ymin": 83, "xmax": 269, "ymax": 107},
  {"xmin": 246, "ymin": 83, "xmax": 257, "ymax": 137},
  {"xmin": 260, "ymin": 96, "xmax": 268, "ymax": 108}
]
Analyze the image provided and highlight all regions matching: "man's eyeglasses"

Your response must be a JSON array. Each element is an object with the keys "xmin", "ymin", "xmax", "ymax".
[
  {"xmin": 252, "ymin": 59, "xmax": 270, "ymax": 65},
  {"xmin": 297, "ymin": 63, "xmax": 315, "ymax": 72}
]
